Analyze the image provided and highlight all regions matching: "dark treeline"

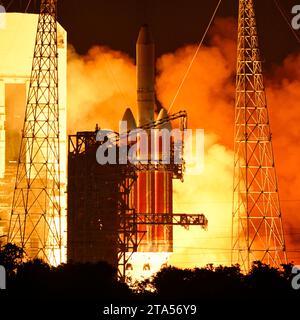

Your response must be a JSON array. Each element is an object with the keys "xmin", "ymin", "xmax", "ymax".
[
  {"xmin": 1, "ymin": 243, "xmax": 300, "ymax": 305},
  {"xmin": 0, "ymin": 244, "xmax": 131, "ymax": 301}
]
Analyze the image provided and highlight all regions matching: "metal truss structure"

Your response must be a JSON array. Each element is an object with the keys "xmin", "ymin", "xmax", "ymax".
[
  {"xmin": 7, "ymin": 0, "xmax": 63, "ymax": 265},
  {"xmin": 68, "ymin": 110, "xmax": 207, "ymax": 281},
  {"xmin": 131, "ymin": 213, "xmax": 207, "ymax": 230},
  {"xmin": 232, "ymin": 0, "xmax": 287, "ymax": 272}
]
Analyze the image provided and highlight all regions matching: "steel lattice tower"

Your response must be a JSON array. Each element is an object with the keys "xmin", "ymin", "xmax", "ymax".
[
  {"xmin": 231, "ymin": 0, "xmax": 287, "ymax": 272},
  {"xmin": 7, "ymin": 0, "xmax": 62, "ymax": 265}
]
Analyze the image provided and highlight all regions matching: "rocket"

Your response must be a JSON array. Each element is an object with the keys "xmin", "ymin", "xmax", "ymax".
[
  {"xmin": 136, "ymin": 24, "xmax": 155, "ymax": 126},
  {"xmin": 122, "ymin": 25, "xmax": 172, "ymax": 252}
]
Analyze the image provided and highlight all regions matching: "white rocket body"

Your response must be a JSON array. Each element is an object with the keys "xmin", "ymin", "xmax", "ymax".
[
  {"xmin": 136, "ymin": 25, "xmax": 155, "ymax": 127},
  {"xmin": 121, "ymin": 25, "xmax": 172, "ymax": 252}
]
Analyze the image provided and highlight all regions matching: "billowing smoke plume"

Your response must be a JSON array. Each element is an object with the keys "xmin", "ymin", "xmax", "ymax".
[
  {"xmin": 156, "ymin": 19, "xmax": 236, "ymax": 147},
  {"xmin": 155, "ymin": 18, "xmax": 237, "ymax": 267},
  {"xmin": 67, "ymin": 17, "xmax": 300, "ymax": 266},
  {"xmin": 267, "ymin": 54, "xmax": 300, "ymax": 263},
  {"xmin": 68, "ymin": 45, "xmax": 136, "ymax": 133}
]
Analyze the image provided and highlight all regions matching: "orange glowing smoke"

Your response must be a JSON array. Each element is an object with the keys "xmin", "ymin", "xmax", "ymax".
[
  {"xmin": 67, "ymin": 17, "xmax": 300, "ymax": 268},
  {"xmin": 267, "ymin": 54, "xmax": 300, "ymax": 264},
  {"xmin": 155, "ymin": 18, "xmax": 237, "ymax": 267},
  {"xmin": 68, "ymin": 45, "xmax": 137, "ymax": 133}
]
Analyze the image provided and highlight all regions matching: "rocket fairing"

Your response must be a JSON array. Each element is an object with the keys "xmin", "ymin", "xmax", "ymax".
[
  {"xmin": 136, "ymin": 25, "xmax": 155, "ymax": 127},
  {"xmin": 122, "ymin": 107, "xmax": 137, "ymax": 131},
  {"xmin": 121, "ymin": 25, "xmax": 173, "ymax": 252}
]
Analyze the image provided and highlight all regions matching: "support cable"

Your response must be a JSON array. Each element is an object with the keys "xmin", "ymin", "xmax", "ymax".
[{"xmin": 168, "ymin": 0, "xmax": 222, "ymax": 113}]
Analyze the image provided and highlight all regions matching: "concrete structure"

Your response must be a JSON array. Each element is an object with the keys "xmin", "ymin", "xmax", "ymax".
[{"xmin": 0, "ymin": 13, "xmax": 67, "ymax": 245}]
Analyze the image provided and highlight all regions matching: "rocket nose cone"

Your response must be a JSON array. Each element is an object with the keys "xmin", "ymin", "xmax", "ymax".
[
  {"xmin": 137, "ymin": 24, "xmax": 154, "ymax": 45},
  {"xmin": 156, "ymin": 108, "xmax": 172, "ymax": 130},
  {"xmin": 122, "ymin": 107, "xmax": 137, "ymax": 131},
  {"xmin": 157, "ymin": 108, "xmax": 169, "ymax": 121}
]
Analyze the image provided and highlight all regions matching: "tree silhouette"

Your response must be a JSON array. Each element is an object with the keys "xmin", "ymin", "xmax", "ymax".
[
  {"xmin": 0, "ymin": 243, "xmax": 24, "ymax": 277},
  {"xmin": 137, "ymin": 262, "xmax": 300, "ymax": 301},
  {"xmin": 1, "ymin": 243, "xmax": 299, "ymax": 305},
  {"xmin": 138, "ymin": 264, "xmax": 246, "ymax": 300}
]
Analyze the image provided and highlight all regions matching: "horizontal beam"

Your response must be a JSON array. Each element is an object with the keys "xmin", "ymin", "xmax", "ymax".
[{"xmin": 123, "ymin": 213, "xmax": 208, "ymax": 230}]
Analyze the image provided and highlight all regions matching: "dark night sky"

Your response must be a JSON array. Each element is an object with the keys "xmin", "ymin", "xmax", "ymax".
[{"xmin": 2, "ymin": 0, "xmax": 300, "ymax": 66}]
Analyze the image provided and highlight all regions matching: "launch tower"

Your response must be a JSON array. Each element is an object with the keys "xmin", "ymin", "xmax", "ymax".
[
  {"xmin": 7, "ymin": 0, "xmax": 65, "ymax": 265},
  {"xmin": 232, "ymin": 0, "xmax": 287, "ymax": 272}
]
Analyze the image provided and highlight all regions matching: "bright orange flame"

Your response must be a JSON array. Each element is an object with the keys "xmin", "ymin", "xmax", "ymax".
[{"xmin": 125, "ymin": 252, "xmax": 170, "ymax": 282}]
